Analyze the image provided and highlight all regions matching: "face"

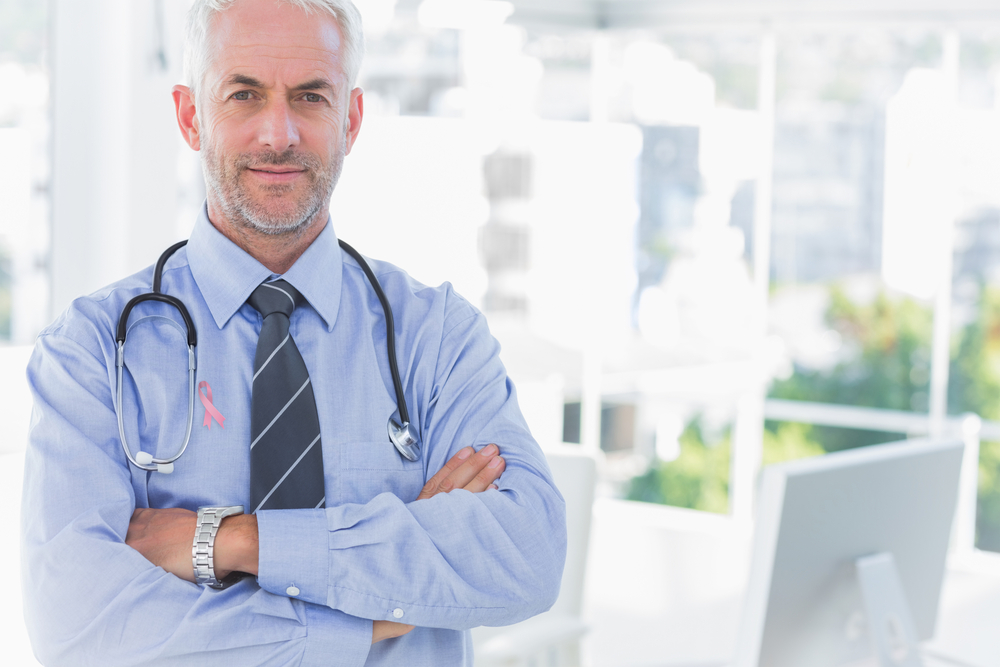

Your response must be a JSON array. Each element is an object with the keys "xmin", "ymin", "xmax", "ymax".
[{"xmin": 173, "ymin": 0, "xmax": 363, "ymax": 237}]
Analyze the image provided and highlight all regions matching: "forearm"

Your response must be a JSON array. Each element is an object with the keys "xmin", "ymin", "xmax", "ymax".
[
  {"xmin": 216, "ymin": 513, "xmax": 260, "ymax": 577},
  {"xmin": 212, "ymin": 443, "xmax": 506, "ymax": 580},
  {"xmin": 255, "ymin": 466, "xmax": 567, "ymax": 630},
  {"xmin": 23, "ymin": 499, "xmax": 372, "ymax": 666},
  {"xmin": 124, "ymin": 509, "xmax": 259, "ymax": 581}
]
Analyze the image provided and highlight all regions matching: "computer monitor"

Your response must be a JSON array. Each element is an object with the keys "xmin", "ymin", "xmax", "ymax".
[{"xmin": 734, "ymin": 438, "xmax": 965, "ymax": 667}]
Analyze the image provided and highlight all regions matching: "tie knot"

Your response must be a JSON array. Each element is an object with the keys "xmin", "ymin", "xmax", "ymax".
[{"xmin": 248, "ymin": 279, "xmax": 303, "ymax": 319}]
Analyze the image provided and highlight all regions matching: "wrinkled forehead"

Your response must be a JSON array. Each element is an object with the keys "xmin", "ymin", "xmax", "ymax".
[{"xmin": 203, "ymin": 1, "xmax": 347, "ymax": 86}]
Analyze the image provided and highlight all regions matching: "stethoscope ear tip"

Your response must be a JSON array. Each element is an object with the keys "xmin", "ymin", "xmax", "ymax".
[
  {"xmin": 133, "ymin": 450, "xmax": 174, "ymax": 473},
  {"xmin": 388, "ymin": 418, "xmax": 421, "ymax": 462}
]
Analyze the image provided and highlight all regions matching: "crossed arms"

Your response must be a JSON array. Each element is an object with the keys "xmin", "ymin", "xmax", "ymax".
[
  {"xmin": 22, "ymin": 301, "xmax": 567, "ymax": 666},
  {"xmin": 124, "ymin": 443, "xmax": 509, "ymax": 644}
]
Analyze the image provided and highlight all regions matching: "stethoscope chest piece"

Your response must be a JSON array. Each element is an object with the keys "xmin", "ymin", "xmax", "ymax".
[{"xmin": 388, "ymin": 418, "xmax": 421, "ymax": 462}]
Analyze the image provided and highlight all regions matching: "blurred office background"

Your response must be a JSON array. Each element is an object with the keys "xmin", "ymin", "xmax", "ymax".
[{"xmin": 4, "ymin": 0, "xmax": 1000, "ymax": 665}]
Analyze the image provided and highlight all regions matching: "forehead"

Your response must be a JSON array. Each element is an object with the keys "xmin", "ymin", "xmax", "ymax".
[{"xmin": 205, "ymin": 0, "xmax": 346, "ymax": 86}]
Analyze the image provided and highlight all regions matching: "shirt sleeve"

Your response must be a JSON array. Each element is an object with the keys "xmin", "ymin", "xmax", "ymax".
[
  {"xmin": 21, "ymin": 331, "xmax": 373, "ymax": 667},
  {"xmin": 255, "ymin": 298, "xmax": 568, "ymax": 630}
]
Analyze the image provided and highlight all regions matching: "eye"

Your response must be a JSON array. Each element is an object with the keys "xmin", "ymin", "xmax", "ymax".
[
  {"xmin": 232, "ymin": 90, "xmax": 253, "ymax": 101},
  {"xmin": 303, "ymin": 93, "xmax": 325, "ymax": 104}
]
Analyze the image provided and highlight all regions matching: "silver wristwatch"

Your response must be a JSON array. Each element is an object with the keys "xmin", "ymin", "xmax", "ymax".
[{"xmin": 192, "ymin": 505, "xmax": 244, "ymax": 588}]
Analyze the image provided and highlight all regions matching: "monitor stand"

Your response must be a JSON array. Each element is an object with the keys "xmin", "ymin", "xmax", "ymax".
[{"xmin": 855, "ymin": 552, "xmax": 924, "ymax": 667}]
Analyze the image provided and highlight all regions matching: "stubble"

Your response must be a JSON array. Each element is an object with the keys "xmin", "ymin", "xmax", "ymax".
[{"xmin": 201, "ymin": 132, "xmax": 346, "ymax": 238}]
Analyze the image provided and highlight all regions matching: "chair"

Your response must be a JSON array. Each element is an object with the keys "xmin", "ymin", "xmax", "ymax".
[{"xmin": 472, "ymin": 445, "xmax": 598, "ymax": 666}]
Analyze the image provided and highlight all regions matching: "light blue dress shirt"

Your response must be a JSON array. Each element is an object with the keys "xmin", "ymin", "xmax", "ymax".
[{"xmin": 21, "ymin": 208, "xmax": 567, "ymax": 666}]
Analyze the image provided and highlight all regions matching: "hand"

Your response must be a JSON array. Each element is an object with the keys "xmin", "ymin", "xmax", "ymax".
[
  {"xmin": 372, "ymin": 620, "xmax": 415, "ymax": 644},
  {"xmin": 126, "ymin": 508, "xmax": 259, "ymax": 582},
  {"xmin": 416, "ymin": 444, "xmax": 505, "ymax": 501},
  {"xmin": 125, "ymin": 507, "xmax": 198, "ymax": 582}
]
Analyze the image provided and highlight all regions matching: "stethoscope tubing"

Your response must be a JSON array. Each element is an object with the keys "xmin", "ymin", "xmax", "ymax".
[
  {"xmin": 337, "ymin": 240, "xmax": 410, "ymax": 425},
  {"xmin": 115, "ymin": 237, "xmax": 420, "ymax": 473},
  {"xmin": 116, "ymin": 341, "xmax": 197, "ymax": 473}
]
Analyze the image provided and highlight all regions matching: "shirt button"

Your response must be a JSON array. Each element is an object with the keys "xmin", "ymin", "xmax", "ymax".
[
  {"xmin": 392, "ymin": 608, "xmax": 404, "ymax": 619},
  {"xmin": 286, "ymin": 586, "xmax": 300, "ymax": 597}
]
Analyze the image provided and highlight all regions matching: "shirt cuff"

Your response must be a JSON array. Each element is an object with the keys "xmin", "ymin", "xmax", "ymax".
[
  {"xmin": 256, "ymin": 508, "xmax": 329, "ymax": 605},
  {"xmin": 301, "ymin": 605, "xmax": 372, "ymax": 667}
]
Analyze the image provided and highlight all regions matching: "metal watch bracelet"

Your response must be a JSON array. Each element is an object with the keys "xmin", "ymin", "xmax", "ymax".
[{"xmin": 192, "ymin": 505, "xmax": 244, "ymax": 588}]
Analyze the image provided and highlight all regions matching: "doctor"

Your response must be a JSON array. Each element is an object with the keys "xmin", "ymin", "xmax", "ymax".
[{"xmin": 20, "ymin": 0, "xmax": 566, "ymax": 664}]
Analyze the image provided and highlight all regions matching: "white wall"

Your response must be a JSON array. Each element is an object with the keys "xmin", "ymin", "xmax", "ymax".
[{"xmin": 50, "ymin": 0, "xmax": 192, "ymax": 319}]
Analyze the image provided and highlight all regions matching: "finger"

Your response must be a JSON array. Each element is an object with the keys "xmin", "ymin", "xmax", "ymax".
[
  {"xmin": 462, "ymin": 456, "xmax": 505, "ymax": 494},
  {"xmin": 389, "ymin": 622, "xmax": 414, "ymax": 638},
  {"xmin": 416, "ymin": 447, "xmax": 474, "ymax": 500},
  {"xmin": 417, "ymin": 447, "xmax": 472, "ymax": 499},
  {"xmin": 372, "ymin": 620, "xmax": 415, "ymax": 644},
  {"xmin": 438, "ymin": 443, "xmax": 499, "ymax": 492}
]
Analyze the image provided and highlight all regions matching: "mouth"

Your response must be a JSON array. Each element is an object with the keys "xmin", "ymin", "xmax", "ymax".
[
  {"xmin": 250, "ymin": 166, "xmax": 303, "ymax": 173},
  {"xmin": 246, "ymin": 166, "xmax": 307, "ymax": 183}
]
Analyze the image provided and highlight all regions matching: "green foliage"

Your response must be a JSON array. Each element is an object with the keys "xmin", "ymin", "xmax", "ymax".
[
  {"xmin": 774, "ymin": 288, "xmax": 933, "ymax": 407},
  {"xmin": 627, "ymin": 421, "xmax": 730, "ymax": 514},
  {"xmin": 770, "ymin": 287, "xmax": 932, "ymax": 452},
  {"xmin": 948, "ymin": 287, "xmax": 1000, "ymax": 420},
  {"xmin": 762, "ymin": 421, "xmax": 826, "ymax": 466},
  {"xmin": 948, "ymin": 286, "xmax": 1000, "ymax": 549},
  {"xmin": 631, "ymin": 284, "xmax": 1000, "ymax": 553},
  {"xmin": 627, "ymin": 419, "xmax": 826, "ymax": 514},
  {"xmin": 980, "ymin": 441, "xmax": 1000, "ymax": 552}
]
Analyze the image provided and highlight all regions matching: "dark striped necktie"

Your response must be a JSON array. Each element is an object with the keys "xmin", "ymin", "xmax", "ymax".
[{"xmin": 247, "ymin": 280, "xmax": 326, "ymax": 512}]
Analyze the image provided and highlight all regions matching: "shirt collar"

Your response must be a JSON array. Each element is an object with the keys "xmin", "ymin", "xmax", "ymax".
[{"xmin": 187, "ymin": 205, "xmax": 343, "ymax": 332}]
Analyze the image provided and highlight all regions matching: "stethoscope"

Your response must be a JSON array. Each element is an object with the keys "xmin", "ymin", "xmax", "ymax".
[{"xmin": 115, "ymin": 239, "xmax": 421, "ymax": 474}]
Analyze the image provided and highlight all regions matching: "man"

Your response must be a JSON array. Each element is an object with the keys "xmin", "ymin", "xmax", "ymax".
[{"xmin": 20, "ymin": 0, "xmax": 566, "ymax": 664}]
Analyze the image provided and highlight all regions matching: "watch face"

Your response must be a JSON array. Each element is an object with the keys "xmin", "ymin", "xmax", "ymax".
[{"xmin": 199, "ymin": 505, "xmax": 243, "ymax": 513}]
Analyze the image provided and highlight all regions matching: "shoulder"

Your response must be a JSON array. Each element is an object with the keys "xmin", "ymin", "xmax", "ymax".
[
  {"xmin": 339, "ymin": 251, "xmax": 504, "ymax": 394},
  {"xmin": 37, "ymin": 264, "xmax": 158, "ymax": 362},
  {"xmin": 340, "ymin": 251, "xmax": 480, "ymax": 336}
]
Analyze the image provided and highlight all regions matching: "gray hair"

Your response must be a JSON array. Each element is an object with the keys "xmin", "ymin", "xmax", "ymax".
[{"xmin": 184, "ymin": 0, "xmax": 365, "ymax": 100}]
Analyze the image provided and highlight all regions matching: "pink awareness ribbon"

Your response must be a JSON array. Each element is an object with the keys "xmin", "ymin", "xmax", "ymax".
[{"xmin": 199, "ymin": 381, "xmax": 226, "ymax": 429}]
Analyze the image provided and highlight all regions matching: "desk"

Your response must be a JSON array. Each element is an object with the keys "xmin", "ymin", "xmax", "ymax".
[
  {"xmin": 582, "ymin": 498, "xmax": 1000, "ymax": 667},
  {"xmin": 926, "ymin": 553, "xmax": 1000, "ymax": 667}
]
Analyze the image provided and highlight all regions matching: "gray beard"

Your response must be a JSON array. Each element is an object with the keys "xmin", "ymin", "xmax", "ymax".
[{"xmin": 202, "ymin": 138, "xmax": 345, "ymax": 236}]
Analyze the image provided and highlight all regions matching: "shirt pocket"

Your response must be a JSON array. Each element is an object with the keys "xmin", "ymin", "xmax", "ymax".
[{"xmin": 337, "ymin": 439, "xmax": 425, "ymax": 504}]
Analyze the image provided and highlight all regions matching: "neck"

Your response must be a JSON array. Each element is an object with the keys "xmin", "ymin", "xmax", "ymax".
[{"xmin": 205, "ymin": 200, "xmax": 328, "ymax": 274}]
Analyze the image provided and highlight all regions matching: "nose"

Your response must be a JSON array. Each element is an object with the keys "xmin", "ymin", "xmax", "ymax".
[{"xmin": 257, "ymin": 98, "xmax": 299, "ymax": 152}]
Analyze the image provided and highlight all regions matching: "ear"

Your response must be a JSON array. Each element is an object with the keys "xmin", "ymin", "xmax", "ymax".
[
  {"xmin": 344, "ymin": 87, "xmax": 364, "ymax": 155},
  {"xmin": 172, "ymin": 85, "xmax": 201, "ymax": 151}
]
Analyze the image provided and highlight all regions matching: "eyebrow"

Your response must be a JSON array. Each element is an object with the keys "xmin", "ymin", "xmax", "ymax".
[
  {"xmin": 225, "ymin": 74, "xmax": 265, "ymax": 88},
  {"xmin": 223, "ymin": 74, "xmax": 336, "ymax": 94},
  {"xmin": 292, "ymin": 78, "xmax": 336, "ymax": 93}
]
